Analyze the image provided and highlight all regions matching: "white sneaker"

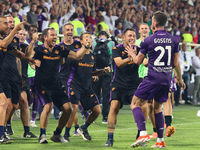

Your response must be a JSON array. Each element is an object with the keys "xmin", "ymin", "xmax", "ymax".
[
  {"xmin": 50, "ymin": 134, "xmax": 68, "ymax": 143},
  {"xmin": 38, "ymin": 134, "xmax": 48, "ymax": 144},
  {"xmin": 197, "ymin": 110, "xmax": 200, "ymax": 117},
  {"xmin": 30, "ymin": 121, "xmax": 37, "ymax": 127}
]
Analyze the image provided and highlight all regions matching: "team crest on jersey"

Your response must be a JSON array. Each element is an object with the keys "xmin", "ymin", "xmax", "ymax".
[
  {"xmin": 112, "ymin": 87, "xmax": 115, "ymax": 91},
  {"xmin": 55, "ymin": 50, "xmax": 59, "ymax": 54},
  {"xmin": 113, "ymin": 47, "xmax": 117, "ymax": 50},
  {"xmin": 90, "ymin": 94, "xmax": 94, "ymax": 98},
  {"xmin": 75, "ymin": 44, "xmax": 79, "ymax": 49},
  {"xmin": 91, "ymin": 55, "xmax": 94, "ymax": 60},
  {"xmin": 122, "ymin": 51, "xmax": 125, "ymax": 56},
  {"xmin": 71, "ymin": 91, "xmax": 75, "ymax": 95},
  {"xmin": 3, "ymin": 48, "xmax": 7, "ymax": 52},
  {"xmin": 41, "ymin": 90, "xmax": 45, "ymax": 94},
  {"xmin": 20, "ymin": 48, "xmax": 22, "ymax": 51},
  {"xmin": 44, "ymin": 49, "xmax": 48, "ymax": 54},
  {"xmin": 13, "ymin": 38, "xmax": 17, "ymax": 43}
]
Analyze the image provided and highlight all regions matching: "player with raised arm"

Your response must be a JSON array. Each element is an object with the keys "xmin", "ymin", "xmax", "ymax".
[
  {"xmin": 31, "ymin": 27, "xmax": 90, "ymax": 144},
  {"xmin": 125, "ymin": 11, "xmax": 184, "ymax": 148}
]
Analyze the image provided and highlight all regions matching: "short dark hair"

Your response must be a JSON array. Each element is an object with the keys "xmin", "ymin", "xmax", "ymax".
[
  {"xmin": 99, "ymin": 16, "xmax": 104, "ymax": 22},
  {"xmin": 98, "ymin": 31, "xmax": 109, "ymax": 38},
  {"xmin": 28, "ymin": 25, "xmax": 38, "ymax": 31},
  {"xmin": 41, "ymin": 27, "xmax": 55, "ymax": 43},
  {"xmin": 50, "ymin": 14, "xmax": 57, "ymax": 20},
  {"xmin": 123, "ymin": 27, "xmax": 136, "ymax": 35},
  {"xmin": 80, "ymin": 32, "xmax": 91, "ymax": 40},
  {"xmin": 72, "ymin": 13, "xmax": 78, "ymax": 19},
  {"xmin": 185, "ymin": 26, "xmax": 190, "ymax": 32},
  {"xmin": 153, "ymin": 11, "xmax": 167, "ymax": 27}
]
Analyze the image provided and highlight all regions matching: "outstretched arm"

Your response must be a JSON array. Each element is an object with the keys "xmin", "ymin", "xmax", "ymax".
[
  {"xmin": 0, "ymin": 22, "xmax": 24, "ymax": 48},
  {"xmin": 25, "ymin": 33, "xmax": 38, "ymax": 58}
]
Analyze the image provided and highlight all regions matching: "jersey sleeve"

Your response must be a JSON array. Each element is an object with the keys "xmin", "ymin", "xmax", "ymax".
[
  {"xmin": 60, "ymin": 46, "xmax": 70, "ymax": 57},
  {"xmin": 112, "ymin": 46, "xmax": 121, "ymax": 59},
  {"xmin": 174, "ymin": 37, "xmax": 179, "ymax": 53},
  {"xmin": 7, "ymin": 37, "xmax": 20, "ymax": 51},
  {"xmin": 140, "ymin": 38, "xmax": 149, "ymax": 55},
  {"xmin": 33, "ymin": 46, "xmax": 43, "ymax": 60}
]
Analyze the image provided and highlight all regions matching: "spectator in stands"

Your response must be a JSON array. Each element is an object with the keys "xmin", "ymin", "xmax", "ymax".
[
  {"xmin": 114, "ymin": 21, "xmax": 123, "ymax": 38},
  {"xmin": 103, "ymin": 8, "xmax": 118, "ymax": 34},
  {"xmin": 179, "ymin": 43, "xmax": 192, "ymax": 104},
  {"xmin": 58, "ymin": 1, "xmax": 75, "ymax": 34},
  {"xmin": 36, "ymin": 6, "xmax": 49, "ymax": 32},
  {"xmin": 11, "ymin": 9, "xmax": 21, "ymax": 26},
  {"xmin": 96, "ymin": 15, "xmax": 109, "ymax": 36},
  {"xmin": 49, "ymin": 14, "xmax": 60, "ymax": 44},
  {"xmin": 16, "ymin": 1, "xmax": 27, "ymax": 22},
  {"xmin": 123, "ymin": 8, "xmax": 133, "ymax": 30},
  {"xmin": 182, "ymin": 26, "xmax": 193, "ymax": 51},
  {"xmin": 192, "ymin": 47, "xmax": 200, "ymax": 105},
  {"xmin": 26, "ymin": 3, "xmax": 38, "ymax": 30},
  {"xmin": 71, "ymin": 12, "xmax": 85, "ymax": 36}
]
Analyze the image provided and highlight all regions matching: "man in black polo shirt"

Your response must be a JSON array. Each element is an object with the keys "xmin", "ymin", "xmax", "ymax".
[
  {"xmin": 104, "ymin": 28, "xmax": 141, "ymax": 147},
  {"xmin": 32, "ymin": 27, "xmax": 90, "ymax": 144},
  {"xmin": 0, "ymin": 16, "xmax": 32, "ymax": 144}
]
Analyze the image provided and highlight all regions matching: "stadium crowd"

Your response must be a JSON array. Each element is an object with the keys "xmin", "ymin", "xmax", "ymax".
[{"xmin": 0, "ymin": 0, "xmax": 199, "ymax": 148}]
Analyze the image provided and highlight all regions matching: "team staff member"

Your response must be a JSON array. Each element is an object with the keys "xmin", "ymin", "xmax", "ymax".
[
  {"xmin": 104, "ymin": 28, "xmax": 141, "ymax": 147},
  {"xmin": 65, "ymin": 32, "xmax": 110, "ymax": 142},
  {"xmin": 58, "ymin": 23, "xmax": 82, "ymax": 139},
  {"xmin": 31, "ymin": 27, "xmax": 90, "ymax": 144},
  {"xmin": 3, "ymin": 15, "xmax": 34, "ymax": 139},
  {"xmin": 15, "ymin": 29, "xmax": 38, "ymax": 137},
  {"xmin": 0, "ymin": 16, "xmax": 25, "ymax": 144}
]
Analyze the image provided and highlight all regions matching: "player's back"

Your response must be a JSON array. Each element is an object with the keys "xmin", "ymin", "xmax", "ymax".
[{"xmin": 140, "ymin": 30, "xmax": 179, "ymax": 85}]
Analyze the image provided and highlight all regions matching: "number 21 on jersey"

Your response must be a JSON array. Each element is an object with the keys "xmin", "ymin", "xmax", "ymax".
[{"xmin": 154, "ymin": 46, "xmax": 171, "ymax": 66}]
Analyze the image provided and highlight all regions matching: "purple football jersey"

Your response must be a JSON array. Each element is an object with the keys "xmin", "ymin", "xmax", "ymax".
[{"xmin": 140, "ymin": 30, "xmax": 179, "ymax": 85}]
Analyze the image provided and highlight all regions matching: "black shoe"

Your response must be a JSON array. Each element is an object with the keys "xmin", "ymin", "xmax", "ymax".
[
  {"xmin": 63, "ymin": 134, "xmax": 70, "ymax": 142},
  {"xmin": 36, "ymin": 118, "xmax": 40, "ymax": 121},
  {"xmin": 0, "ymin": 135, "xmax": 13, "ymax": 144},
  {"xmin": 104, "ymin": 138, "xmax": 113, "ymax": 147},
  {"xmin": 5, "ymin": 126, "xmax": 14, "ymax": 135},
  {"xmin": 77, "ymin": 127, "xmax": 91, "ymax": 141},
  {"xmin": 185, "ymin": 102, "xmax": 191, "ymax": 105},
  {"xmin": 55, "ymin": 116, "xmax": 60, "ymax": 120},
  {"xmin": 24, "ymin": 132, "xmax": 37, "ymax": 138},
  {"xmin": 102, "ymin": 117, "xmax": 108, "ymax": 124}
]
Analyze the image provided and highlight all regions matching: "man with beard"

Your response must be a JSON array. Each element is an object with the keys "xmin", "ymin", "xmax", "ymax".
[
  {"xmin": 31, "ymin": 27, "xmax": 90, "ymax": 144},
  {"xmin": 104, "ymin": 28, "xmax": 141, "ymax": 147},
  {"xmin": 0, "ymin": 16, "xmax": 33, "ymax": 144},
  {"xmin": 125, "ymin": 11, "xmax": 182, "ymax": 148},
  {"xmin": 3, "ymin": 15, "xmax": 35, "ymax": 139}
]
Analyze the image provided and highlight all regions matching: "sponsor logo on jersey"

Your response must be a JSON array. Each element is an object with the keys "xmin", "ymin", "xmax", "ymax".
[
  {"xmin": 41, "ymin": 90, "xmax": 45, "ymax": 94},
  {"xmin": 55, "ymin": 50, "xmax": 59, "ymax": 54}
]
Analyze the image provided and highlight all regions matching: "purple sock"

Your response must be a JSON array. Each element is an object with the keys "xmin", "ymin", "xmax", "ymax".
[
  {"xmin": 154, "ymin": 112, "xmax": 164, "ymax": 138},
  {"xmin": 31, "ymin": 96, "xmax": 40, "ymax": 121},
  {"xmin": 78, "ymin": 105, "xmax": 85, "ymax": 117},
  {"xmin": 132, "ymin": 107, "xmax": 146, "ymax": 132}
]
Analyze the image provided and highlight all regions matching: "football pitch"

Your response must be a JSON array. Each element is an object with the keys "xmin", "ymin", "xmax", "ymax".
[{"xmin": 1, "ymin": 104, "xmax": 200, "ymax": 150}]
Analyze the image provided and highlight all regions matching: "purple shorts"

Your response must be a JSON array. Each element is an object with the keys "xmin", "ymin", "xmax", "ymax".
[
  {"xmin": 170, "ymin": 77, "xmax": 177, "ymax": 92},
  {"xmin": 134, "ymin": 80, "xmax": 170, "ymax": 103}
]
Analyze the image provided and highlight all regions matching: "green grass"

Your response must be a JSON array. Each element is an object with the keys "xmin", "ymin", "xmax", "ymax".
[{"xmin": 1, "ymin": 104, "xmax": 200, "ymax": 150}]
